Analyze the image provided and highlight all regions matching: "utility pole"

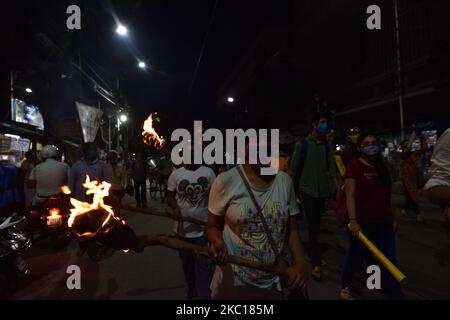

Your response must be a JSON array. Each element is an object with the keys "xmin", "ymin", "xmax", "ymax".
[
  {"xmin": 10, "ymin": 71, "xmax": 14, "ymax": 100},
  {"xmin": 108, "ymin": 114, "xmax": 112, "ymax": 152},
  {"xmin": 394, "ymin": 0, "xmax": 405, "ymax": 141},
  {"xmin": 117, "ymin": 116, "xmax": 120, "ymax": 150}
]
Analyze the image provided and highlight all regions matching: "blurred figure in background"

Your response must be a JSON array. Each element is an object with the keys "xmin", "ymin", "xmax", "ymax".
[
  {"xmin": 157, "ymin": 155, "xmax": 173, "ymax": 203},
  {"xmin": 131, "ymin": 153, "xmax": 148, "ymax": 208},
  {"xmin": 106, "ymin": 150, "xmax": 128, "ymax": 211},
  {"xmin": 341, "ymin": 128, "xmax": 361, "ymax": 168},
  {"xmin": 69, "ymin": 142, "xmax": 113, "ymax": 201},
  {"xmin": 400, "ymin": 132, "xmax": 428, "ymax": 222},
  {"xmin": 20, "ymin": 151, "xmax": 36, "ymax": 208}
]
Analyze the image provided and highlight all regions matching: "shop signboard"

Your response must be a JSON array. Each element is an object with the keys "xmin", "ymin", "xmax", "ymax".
[{"xmin": 11, "ymin": 98, "xmax": 44, "ymax": 130}]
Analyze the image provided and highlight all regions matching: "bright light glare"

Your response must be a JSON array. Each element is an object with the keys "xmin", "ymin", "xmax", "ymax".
[
  {"xmin": 138, "ymin": 61, "xmax": 146, "ymax": 69},
  {"xmin": 25, "ymin": 88, "xmax": 32, "ymax": 93},
  {"xmin": 116, "ymin": 25, "xmax": 128, "ymax": 36},
  {"xmin": 227, "ymin": 97, "xmax": 234, "ymax": 103},
  {"xmin": 119, "ymin": 114, "xmax": 128, "ymax": 122}
]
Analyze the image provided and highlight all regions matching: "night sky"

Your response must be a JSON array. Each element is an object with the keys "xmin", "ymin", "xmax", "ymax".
[{"xmin": 3, "ymin": 0, "xmax": 293, "ymax": 138}]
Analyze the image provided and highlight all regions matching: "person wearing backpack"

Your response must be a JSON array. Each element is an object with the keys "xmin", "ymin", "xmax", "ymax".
[{"xmin": 289, "ymin": 113, "xmax": 338, "ymax": 280}]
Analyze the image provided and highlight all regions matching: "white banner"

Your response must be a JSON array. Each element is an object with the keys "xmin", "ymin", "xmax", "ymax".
[{"xmin": 76, "ymin": 102, "xmax": 103, "ymax": 143}]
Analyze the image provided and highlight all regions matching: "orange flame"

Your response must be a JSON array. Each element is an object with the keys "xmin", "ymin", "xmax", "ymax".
[
  {"xmin": 61, "ymin": 185, "xmax": 71, "ymax": 195},
  {"xmin": 68, "ymin": 176, "xmax": 122, "ymax": 238},
  {"xmin": 142, "ymin": 113, "xmax": 163, "ymax": 148}
]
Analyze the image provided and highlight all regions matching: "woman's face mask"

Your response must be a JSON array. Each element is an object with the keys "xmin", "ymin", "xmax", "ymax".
[{"xmin": 361, "ymin": 144, "xmax": 380, "ymax": 156}]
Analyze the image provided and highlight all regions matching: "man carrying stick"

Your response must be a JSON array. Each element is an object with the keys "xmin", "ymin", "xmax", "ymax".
[{"xmin": 166, "ymin": 160, "xmax": 216, "ymax": 300}]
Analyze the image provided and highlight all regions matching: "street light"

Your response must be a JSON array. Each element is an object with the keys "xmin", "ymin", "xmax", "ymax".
[
  {"xmin": 138, "ymin": 61, "xmax": 146, "ymax": 69},
  {"xmin": 116, "ymin": 25, "xmax": 128, "ymax": 36},
  {"xmin": 227, "ymin": 97, "xmax": 234, "ymax": 103},
  {"xmin": 119, "ymin": 114, "xmax": 128, "ymax": 122},
  {"xmin": 25, "ymin": 88, "xmax": 32, "ymax": 93}
]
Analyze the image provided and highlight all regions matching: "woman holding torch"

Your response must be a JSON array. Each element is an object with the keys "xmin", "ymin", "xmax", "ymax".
[
  {"xmin": 341, "ymin": 132, "xmax": 404, "ymax": 300},
  {"xmin": 207, "ymin": 141, "xmax": 308, "ymax": 300}
]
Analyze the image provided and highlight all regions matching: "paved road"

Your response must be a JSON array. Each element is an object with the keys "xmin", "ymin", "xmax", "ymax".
[{"xmin": 13, "ymin": 190, "xmax": 450, "ymax": 300}]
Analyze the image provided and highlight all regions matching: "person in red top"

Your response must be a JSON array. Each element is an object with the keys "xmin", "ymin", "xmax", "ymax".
[{"xmin": 340, "ymin": 132, "xmax": 403, "ymax": 300}]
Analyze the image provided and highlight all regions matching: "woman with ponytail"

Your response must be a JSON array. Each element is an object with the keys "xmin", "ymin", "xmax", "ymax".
[{"xmin": 340, "ymin": 132, "xmax": 403, "ymax": 300}]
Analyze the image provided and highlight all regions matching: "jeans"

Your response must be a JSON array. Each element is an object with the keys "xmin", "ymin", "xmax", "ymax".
[
  {"xmin": 301, "ymin": 192, "xmax": 326, "ymax": 267},
  {"xmin": 177, "ymin": 235, "xmax": 214, "ymax": 300},
  {"xmin": 133, "ymin": 180, "xmax": 147, "ymax": 205},
  {"xmin": 341, "ymin": 221, "xmax": 404, "ymax": 300}
]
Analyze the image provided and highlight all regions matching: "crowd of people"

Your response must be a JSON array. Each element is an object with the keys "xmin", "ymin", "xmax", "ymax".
[
  {"xmin": 164, "ymin": 114, "xmax": 450, "ymax": 300},
  {"xmin": 7, "ymin": 143, "xmax": 172, "ymax": 212},
  {"xmin": 1, "ymin": 112, "xmax": 449, "ymax": 301}
]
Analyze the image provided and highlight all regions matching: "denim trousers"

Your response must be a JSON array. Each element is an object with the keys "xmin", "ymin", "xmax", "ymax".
[{"xmin": 177, "ymin": 235, "xmax": 214, "ymax": 299}]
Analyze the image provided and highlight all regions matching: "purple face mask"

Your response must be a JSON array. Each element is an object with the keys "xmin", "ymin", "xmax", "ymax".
[{"xmin": 361, "ymin": 144, "xmax": 380, "ymax": 156}]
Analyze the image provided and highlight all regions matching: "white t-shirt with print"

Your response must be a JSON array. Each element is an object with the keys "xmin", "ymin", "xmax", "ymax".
[
  {"xmin": 208, "ymin": 166, "xmax": 300, "ymax": 289},
  {"xmin": 167, "ymin": 166, "xmax": 216, "ymax": 238}
]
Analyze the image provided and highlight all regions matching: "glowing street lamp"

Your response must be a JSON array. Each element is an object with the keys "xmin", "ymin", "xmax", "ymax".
[
  {"xmin": 116, "ymin": 25, "xmax": 128, "ymax": 36},
  {"xmin": 227, "ymin": 97, "xmax": 234, "ymax": 103},
  {"xmin": 138, "ymin": 61, "xmax": 146, "ymax": 69},
  {"xmin": 25, "ymin": 88, "xmax": 32, "ymax": 93},
  {"xmin": 119, "ymin": 114, "xmax": 128, "ymax": 122}
]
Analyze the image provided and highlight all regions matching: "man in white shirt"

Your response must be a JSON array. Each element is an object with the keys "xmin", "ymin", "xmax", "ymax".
[
  {"xmin": 425, "ymin": 128, "xmax": 450, "ymax": 224},
  {"xmin": 167, "ymin": 163, "xmax": 216, "ymax": 300},
  {"xmin": 28, "ymin": 145, "xmax": 70, "ymax": 205}
]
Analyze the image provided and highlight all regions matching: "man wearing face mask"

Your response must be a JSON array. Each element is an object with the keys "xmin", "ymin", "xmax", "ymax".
[
  {"xmin": 69, "ymin": 142, "xmax": 113, "ymax": 201},
  {"xmin": 290, "ymin": 113, "xmax": 338, "ymax": 280}
]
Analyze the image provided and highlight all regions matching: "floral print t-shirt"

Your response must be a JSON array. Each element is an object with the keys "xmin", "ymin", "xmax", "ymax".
[{"xmin": 208, "ymin": 166, "xmax": 300, "ymax": 289}]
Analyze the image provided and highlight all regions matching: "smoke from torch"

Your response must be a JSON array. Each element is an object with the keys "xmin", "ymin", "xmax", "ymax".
[{"xmin": 142, "ymin": 113, "xmax": 163, "ymax": 149}]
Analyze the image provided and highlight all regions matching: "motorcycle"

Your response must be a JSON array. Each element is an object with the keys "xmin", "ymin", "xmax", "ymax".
[
  {"xmin": 0, "ymin": 213, "xmax": 31, "ymax": 299},
  {"xmin": 27, "ymin": 194, "xmax": 73, "ymax": 250}
]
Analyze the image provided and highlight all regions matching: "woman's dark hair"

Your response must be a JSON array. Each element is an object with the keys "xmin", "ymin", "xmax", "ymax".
[{"xmin": 357, "ymin": 132, "xmax": 392, "ymax": 187}]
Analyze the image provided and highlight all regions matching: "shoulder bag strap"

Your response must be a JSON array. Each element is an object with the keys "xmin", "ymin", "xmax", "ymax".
[{"xmin": 236, "ymin": 165, "xmax": 280, "ymax": 257}]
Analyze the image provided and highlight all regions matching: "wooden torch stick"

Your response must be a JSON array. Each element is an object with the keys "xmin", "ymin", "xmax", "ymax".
[
  {"xmin": 134, "ymin": 233, "xmax": 287, "ymax": 277},
  {"xmin": 120, "ymin": 205, "xmax": 207, "ymax": 226}
]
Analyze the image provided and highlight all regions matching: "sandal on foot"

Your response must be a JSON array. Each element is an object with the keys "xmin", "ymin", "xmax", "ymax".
[
  {"xmin": 311, "ymin": 267, "xmax": 321, "ymax": 280},
  {"xmin": 340, "ymin": 288, "xmax": 354, "ymax": 300}
]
